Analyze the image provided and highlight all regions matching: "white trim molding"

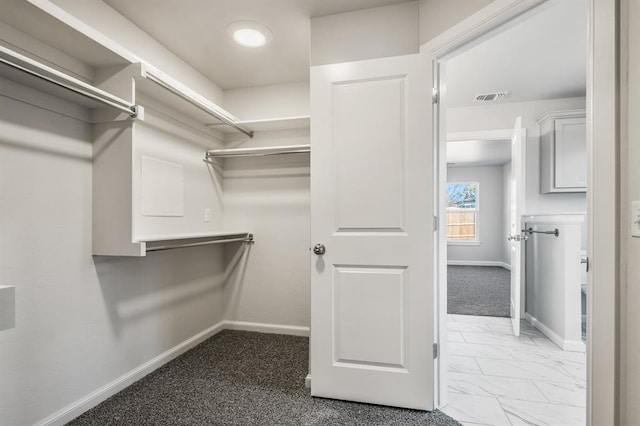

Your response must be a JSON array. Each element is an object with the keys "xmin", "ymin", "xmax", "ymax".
[
  {"xmin": 447, "ymin": 260, "xmax": 511, "ymax": 270},
  {"xmin": 35, "ymin": 321, "xmax": 227, "ymax": 426},
  {"xmin": 223, "ymin": 320, "xmax": 310, "ymax": 337},
  {"xmin": 35, "ymin": 320, "xmax": 310, "ymax": 425},
  {"xmin": 526, "ymin": 313, "xmax": 586, "ymax": 352}
]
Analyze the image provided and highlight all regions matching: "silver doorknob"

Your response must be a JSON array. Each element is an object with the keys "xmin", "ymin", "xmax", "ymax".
[{"xmin": 313, "ymin": 243, "xmax": 326, "ymax": 255}]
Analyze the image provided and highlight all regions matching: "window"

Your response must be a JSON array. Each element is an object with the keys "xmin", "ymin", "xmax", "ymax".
[{"xmin": 447, "ymin": 182, "xmax": 479, "ymax": 242}]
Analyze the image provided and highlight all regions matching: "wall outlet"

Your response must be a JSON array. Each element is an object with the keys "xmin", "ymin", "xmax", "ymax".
[
  {"xmin": 204, "ymin": 208, "xmax": 212, "ymax": 222},
  {"xmin": 632, "ymin": 201, "xmax": 640, "ymax": 238}
]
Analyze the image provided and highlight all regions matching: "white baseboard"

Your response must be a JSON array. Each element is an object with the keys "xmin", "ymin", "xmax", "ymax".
[
  {"xmin": 525, "ymin": 313, "xmax": 585, "ymax": 352},
  {"xmin": 36, "ymin": 319, "xmax": 310, "ymax": 426},
  {"xmin": 305, "ymin": 374, "xmax": 312, "ymax": 388},
  {"xmin": 35, "ymin": 321, "xmax": 227, "ymax": 426},
  {"xmin": 223, "ymin": 320, "xmax": 310, "ymax": 337},
  {"xmin": 448, "ymin": 260, "xmax": 511, "ymax": 270}
]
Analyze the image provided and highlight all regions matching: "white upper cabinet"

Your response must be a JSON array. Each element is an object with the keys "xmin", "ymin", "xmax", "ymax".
[{"xmin": 538, "ymin": 110, "xmax": 587, "ymax": 193}]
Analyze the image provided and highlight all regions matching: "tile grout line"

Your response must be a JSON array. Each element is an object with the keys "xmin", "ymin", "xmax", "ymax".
[
  {"xmin": 529, "ymin": 379, "xmax": 552, "ymax": 404},
  {"xmin": 495, "ymin": 397, "xmax": 515, "ymax": 426}
]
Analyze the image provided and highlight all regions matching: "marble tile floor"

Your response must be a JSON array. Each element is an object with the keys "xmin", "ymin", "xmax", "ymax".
[{"xmin": 441, "ymin": 314, "xmax": 586, "ymax": 426}]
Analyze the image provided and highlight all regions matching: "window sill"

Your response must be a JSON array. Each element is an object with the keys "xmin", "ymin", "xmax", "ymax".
[{"xmin": 447, "ymin": 241, "xmax": 481, "ymax": 246}]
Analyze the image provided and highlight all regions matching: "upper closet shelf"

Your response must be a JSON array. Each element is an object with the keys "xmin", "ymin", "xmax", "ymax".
[
  {"xmin": 0, "ymin": 45, "xmax": 139, "ymax": 117},
  {"xmin": 0, "ymin": 0, "xmax": 134, "ymax": 71},
  {"xmin": 206, "ymin": 116, "xmax": 311, "ymax": 134},
  {"xmin": 135, "ymin": 64, "xmax": 254, "ymax": 138}
]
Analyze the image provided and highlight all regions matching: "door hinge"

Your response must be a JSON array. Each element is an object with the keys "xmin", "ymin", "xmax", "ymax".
[
  {"xmin": 432, "ymin": 87, "xmax": 438, "ymax": 104},
  {"xmin": 433, "ymin": 216, "xmax": 438, "ymax": 231},
  {"xmin": 433, "ymin": 343, "xmax": 438, "ymax": 359}
]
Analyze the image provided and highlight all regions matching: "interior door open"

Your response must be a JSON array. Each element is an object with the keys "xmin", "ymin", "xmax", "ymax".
[
  {"xmin": 509, "ymin": 117, "xmax": 526, "ymax": 336},
  {"xmin": 309, "ymin": 54, "xmax": 434, "ymax": 410}
]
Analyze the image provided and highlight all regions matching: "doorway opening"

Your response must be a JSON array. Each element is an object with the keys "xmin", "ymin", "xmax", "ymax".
[{"xmin": 434, "ymin": 0, "xmax": 588, "ymax": 424}]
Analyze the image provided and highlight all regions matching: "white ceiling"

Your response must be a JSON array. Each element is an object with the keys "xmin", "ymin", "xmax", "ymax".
[
  {"xmin": 102, "ymin": 0, "xmax": 411, "ymax": 90},
  {"xmin": 445, "ymin": 0, "xmax": 587, "ymax": 107},
  {"xmin": 447, "ymin": 139, "xmax": 511, "ymax": 167}
]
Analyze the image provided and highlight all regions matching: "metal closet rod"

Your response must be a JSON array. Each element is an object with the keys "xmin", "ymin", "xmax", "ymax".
[
  {"xmin": 205, "ymin": 144, "xmax": 311, "ymax": 159},
  {"xmin": 524, "ymin": 227, "xmax": 560, "ymax": 237},
  {"xmin": 145, "ymin": 72, "xmax": 254, "ymax": 138},
  {"xmin": 145, "ymin": 233, "xmax": 254, "ymax": 253},
  {"xmin": 0, "ymin": 46, "xmax": 138, "ymax": 117}
]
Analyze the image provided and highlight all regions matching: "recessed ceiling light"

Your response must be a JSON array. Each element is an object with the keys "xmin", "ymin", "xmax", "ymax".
[{"xmin": 227, "ymin": 21, "xmax": 272, "ymax": 48}]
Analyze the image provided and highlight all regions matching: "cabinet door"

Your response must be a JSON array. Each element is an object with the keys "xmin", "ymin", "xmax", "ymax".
[{"xmin": 554, "ymin": 117, "xmax": 587, "ymax": 189}]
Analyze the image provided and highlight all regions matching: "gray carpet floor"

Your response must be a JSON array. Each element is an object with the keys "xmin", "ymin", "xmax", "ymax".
[
  {"xmin": 67, "ymin": 330, "xmax": 461, "ymax": 426},
  {"xmin": 447, "ymin": 265, "xmax": 510, "ymax": 317}
]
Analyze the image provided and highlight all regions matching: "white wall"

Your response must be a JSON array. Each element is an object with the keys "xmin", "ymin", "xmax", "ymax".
[
  {"xmin": 447, "ymin": 165, "xmax": 505, "ymax": 264},
  {"xmin": 0, "ymin": 84, "xmax": 228, "ymax": 426},
  {"xmin": 221, "ymin": 82, "xmax": 311, "ymax": 329},
  {"xmin": 50, "ymin": 0, "xmax": 224, "ymax": 104},
  {"xmin": 222, "ymin": 140, "xmax": 311, "ymax": 328},
  {"xmin": 310, "ymin": 1, "xmax": 419, "ymax": 66},
  {"xmin": 419, "ymin": 0, "xmax": 493, "ymax": 45},
  {"xmin": 447, "ymin": 97, "xmax": 588, "ymax": 215},
  {"xmin": 224, "ymin": 81, "xmax": 310, "ymax": 121},
  {"xmin": 524, "ymin": 215, "xmax": 584, "ymax": 350}
]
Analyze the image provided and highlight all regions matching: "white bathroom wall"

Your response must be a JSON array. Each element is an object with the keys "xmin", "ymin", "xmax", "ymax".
[
  {"xmin": 448, "ymin": 97, "xmax": 588, "ymax": 215},
  {"xmin": 447, "ymin": 165, "xmax": 505, "ymax": 265},
  {"xmin": 0, "ymin": 82, "xmax": 228, "ymax": 426},
  {"xmin": 524, "ymin": 214, "xmax": 584, "ymax": 351},
  {"xmin": 310, "ymin": 1, "xmax": 419, "ymax": 66}
]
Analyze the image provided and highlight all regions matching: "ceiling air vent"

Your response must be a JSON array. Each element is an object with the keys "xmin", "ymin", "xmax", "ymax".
[{"xmin": 474, "ymin": 91, "xmax": 509, "ymax": 102}]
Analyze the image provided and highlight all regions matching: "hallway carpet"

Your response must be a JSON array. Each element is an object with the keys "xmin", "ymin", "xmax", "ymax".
[
  {"xmin": 448, "ymin": 265, "xmax": 511, "ymax": 317},
  {"xmin": 68, "ymin": 331, "xmax": 461, "ymax": 426}
]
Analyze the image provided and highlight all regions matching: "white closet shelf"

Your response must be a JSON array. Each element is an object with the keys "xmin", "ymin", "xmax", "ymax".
[
  {"xmin": 0, "ymin": 0, "xmax": 134, "ymax": 70},
  {"xmin": 139, "ymin": 231, "xmax": 254, "ymax": 253},
  {"xmin": 135, "ymin": 64, "xmax": 254, "ymax": 137},
  {"xmin": 206, "ymin": 116, "xmax": 310, "ymax": 134},
  {"xmin": 0, "ymin": 45, "xmax": 138, "ymax": 116}
]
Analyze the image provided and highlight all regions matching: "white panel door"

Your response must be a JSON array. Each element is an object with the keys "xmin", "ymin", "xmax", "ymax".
[
  {"xmin": 509, "ymin": 117, "xmax": 526, "ymax": 336},
  {"xmin": 310, "ymin": 54, "xmax": 433, "ymax": 410}
]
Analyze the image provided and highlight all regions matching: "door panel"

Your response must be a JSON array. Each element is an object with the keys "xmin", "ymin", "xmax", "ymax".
[
  {"xmin": 334, "ymin": 266, "xmax": 407, "ymax": 368},
  {"xmin": 310, "ymin": 54, "xmax": 433, "ymax": 410},
  {"xmin": 334, "ymin": 77, "xmax": 406, "ymax": 231}
]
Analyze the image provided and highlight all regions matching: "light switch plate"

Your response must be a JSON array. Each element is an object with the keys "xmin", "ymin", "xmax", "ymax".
[{"xmin": 632, "ymin": 201, "xmax": 640, "ymax": 238}]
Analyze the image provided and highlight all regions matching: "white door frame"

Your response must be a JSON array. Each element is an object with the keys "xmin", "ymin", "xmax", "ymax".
[
  {"xmin": 439, "ymin": 128, "xmax": 525, "ymax": 324},
  {"xmin": 424, "ymin": 0, "xmax": 619, "ymax": 424}
]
